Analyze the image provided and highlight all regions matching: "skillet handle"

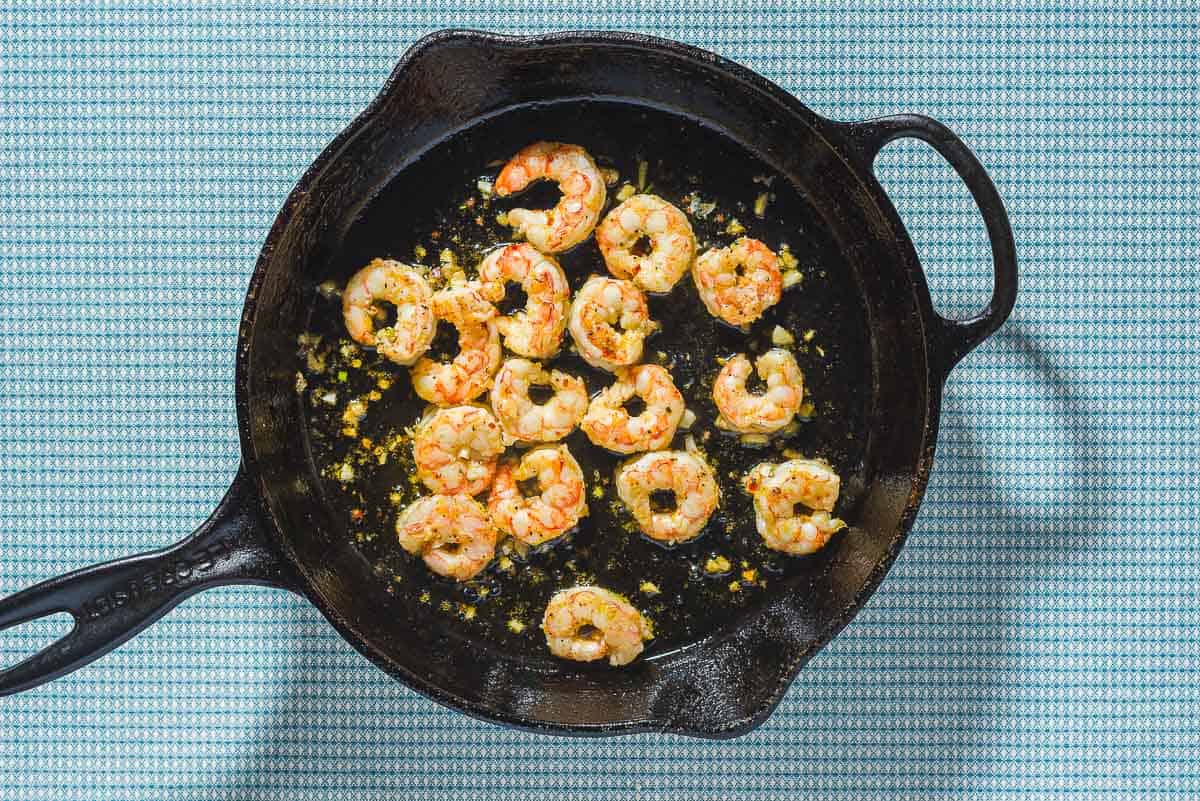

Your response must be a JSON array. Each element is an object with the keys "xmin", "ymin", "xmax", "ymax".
[
  {"xmin": 0, "ymin": 466, "xmax": 297, "ymax": 696},
  {"xmin": 840, "ymin": 114, "xmax": 1018, "ymax": 376}
]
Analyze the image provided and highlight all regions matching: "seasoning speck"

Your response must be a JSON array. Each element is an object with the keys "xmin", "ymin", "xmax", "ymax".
[
  {"xmin": 507, "ymin": 619, "xmax": 526, "ymax": 634},
  {"xmin": 687, "ymin": 195, "xmax": 717, "ymax": 219},
  {"xmin": 305, "ymin": 350, "xmax": 327, "ymax": 373},
  {"xmin": 639, "ymin": 580, "xmax": 661, "ymax": 596},
  {"xmin": 753, "ymin": 192, "xmax": 769, "ymax": 218},
  {"xmin": 778, "ymin": 247, "xmax": 799, "ymax": 271},
  {"xmin": 705, "ymin": 555, "xmax": 732, "ymax": 575},
  {"xmin": 738, "ymin": 432, "xmax": 770, "ymax": 447},
  {"xmin": 342, "ymin": 398, "xmax": 367, "ymax": 429}
]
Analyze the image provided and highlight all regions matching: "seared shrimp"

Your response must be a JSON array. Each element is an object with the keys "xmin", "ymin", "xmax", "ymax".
[
  {"xmin": 581, "ymin": 364, "xmax": 684, "ymax": 454},
  {"xmin": 342, "ymin": 259, "xmax": 435, "ymax": 365},
  {"xmin": 567, "ymin": 276, "xmax": 659, "ymax": 372},
  {"xmin": 412, "ymin": 405, "xmax": 504, "ymax": 496},
  {"xmin": 477, "ymin": 243, "xmax": 570, "ymax": 358},
  {"xmin": 411, "ymin": 319, "xmax": 501, "ymax": 406},
  {"xmin": 542, "ymin": 586, "xmax": 652, "ymax": 666},
  {"xmin": 615, "ymin": 450, "xmax": 719, "ymax": 543},
  {"xmin": 490, "ymin": 358, "xmax": 588, "ymax": 444},
  {"xmin": 595, "ymin": 194, "xmax": 696, "ymax": 293},
  {"xmin": 692, "ymin": 238, "xmax": 782, "ymax": 327},
  {"xmin": 488, "ymin": 445, "xmax": 587, "ymax": 546},
  {"xmin": 495, "ymin": 142, "xmax": 606, "ymax": 253},
  {"xmin": 743, "ymin": 459, "xmax": 846, "ymax": 555},
  {"xmin": 713, "ymin": 349, "xmax": 804, "ymax": 434},
  {"xmin": 395, "ymin": 494, "xmax": 497, "ymax": 581},
  {"xmin": 431, "ymin": 278, "xmax": 502, "ymax": 326}
]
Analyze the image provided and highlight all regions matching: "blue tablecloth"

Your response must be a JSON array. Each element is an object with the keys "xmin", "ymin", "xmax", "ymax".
[{"xmin": 2, "ymin": 3, "xmax": 1196, "ymax": 798}]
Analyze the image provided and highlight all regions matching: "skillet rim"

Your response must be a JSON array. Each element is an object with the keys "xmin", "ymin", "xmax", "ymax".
[{"xmin": 235, "ymin": 27, "xmax": 943, "ymax": 738}]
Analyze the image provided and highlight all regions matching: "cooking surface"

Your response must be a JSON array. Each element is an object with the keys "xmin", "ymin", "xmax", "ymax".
[
  {"xmin": 1, "ymin": 6, "xmax": 1196, "ymax": 800},
  {"xmin": 299, "ymin": 101, "xmax": 871, "ymax": 662}
]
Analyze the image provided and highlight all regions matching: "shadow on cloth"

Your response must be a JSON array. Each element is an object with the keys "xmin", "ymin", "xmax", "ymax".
[{"xmin": 756, "ymin": 321, "xmax": 1103, "ymax": 794}]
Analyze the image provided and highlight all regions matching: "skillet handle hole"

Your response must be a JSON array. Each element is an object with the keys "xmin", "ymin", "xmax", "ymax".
[
  {"xmin": 0, "ymin": 612, "xmax": 76, "ymax": 670},
  {"xmin": 873, "ymin": 138, "xmax": 995, "ymax": 322}
]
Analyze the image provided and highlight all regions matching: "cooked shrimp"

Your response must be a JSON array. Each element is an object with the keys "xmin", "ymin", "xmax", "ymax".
[
  {"xmin": 410, "ymin": 319, "xmax": 501, "ymax": 406},
  {"xmin": 581, "ymin": 364, "xmax": 684, "ymax": 454},
  {"xmin": 477, "ymin": 243, "xmax": 570, "ymax": 358},
  {"xmin": 395, "ymin": 494, "xmax": 497, "ymax": 581},
  {"xmin": 595, "ymin": 194, "xmax": 696, "ymax": 293},
  {"xmin": 412, "ymin": 405, "xmax": 504, "ymax": 496},
  {"xmin": 342, "ymin": 258, "xmax": 435, "ymax": 365},
  {"xmin": 692, "ymin": 237, "xmax": 782, "ymax": 327},
  {"xmin": 431, "ymin": 278, "xmax": 502, "ymax": 326},
  {"xmin": 567, "ymin": 276, "xmax": 659, "ymax": 372},
  {"xmin": 615, "ymin": 450, "xmax": 719, "ymax": 543},
  {"xmin": 490, "ymin": 358, "xmax": 587, "ymax": 444},
  {"xmin": 743, "ymin": 459, "xmax": 846, "ymax": 555},
  {"xmin": 494, "ymin": 142, "xmax": 606, "ymax": 253},
  {"xmin": 542, "ymin": 586, "xmax": 652, "ymax": 666},
  {"xmin": 713, "ymin": 349, "xmax": 804, "ymax": 434},
  {"xmin": 488, "ymin": 445, "xmax": 587, "ymax": 546}
]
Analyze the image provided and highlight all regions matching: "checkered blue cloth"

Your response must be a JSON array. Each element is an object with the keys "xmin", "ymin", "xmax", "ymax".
[{"xmin": 1, "ymin": 2, "xmax": 1196, "ymax": 798}]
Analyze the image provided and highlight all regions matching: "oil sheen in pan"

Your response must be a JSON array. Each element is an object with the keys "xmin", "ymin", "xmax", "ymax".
[{"xmin": 298, "ymin": 99, "xmax": 872, "ymax": 666}]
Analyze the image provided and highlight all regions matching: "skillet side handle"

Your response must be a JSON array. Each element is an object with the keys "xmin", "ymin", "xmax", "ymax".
[
  {"xmin": 839, "ymin": 114, "xmax": 1018, "ymax": 377},
  {"xmin": 0, "ymin": 466, "xmax": 297, "ymax": 696}
]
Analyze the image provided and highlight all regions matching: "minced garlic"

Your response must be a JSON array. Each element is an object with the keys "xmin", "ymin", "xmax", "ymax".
[
  {"xmin": 771, "ymin": 325, "xmax": 795, "ymax": 347},
  {"xmin": 705, "ymin": 555, "xmax": 732, "ymax": 574}
]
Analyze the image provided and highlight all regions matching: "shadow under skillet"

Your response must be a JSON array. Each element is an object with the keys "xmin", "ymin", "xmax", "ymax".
[{"xmin": 739, "ymin": 323, "xmax": 1108, "ymax": 794}]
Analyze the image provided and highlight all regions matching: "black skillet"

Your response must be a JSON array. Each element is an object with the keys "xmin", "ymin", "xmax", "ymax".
[{"xmin": 0, "ymin": 30, "xmax": 1016, "ymax": 738}]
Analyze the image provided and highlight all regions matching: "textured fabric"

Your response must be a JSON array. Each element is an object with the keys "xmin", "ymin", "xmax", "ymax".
[{"xmin": 1, "ymin": 2, "xmax": 1196, "ymax": 798}]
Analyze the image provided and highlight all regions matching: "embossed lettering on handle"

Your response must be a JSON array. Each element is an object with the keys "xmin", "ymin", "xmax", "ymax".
[
  {"xmin": 0, "ymin": 467, "xmax": 295, "ymax": 696},
  {"xmin": 79, "ymin": 535, "xmax": 241, "ymax": 621}
]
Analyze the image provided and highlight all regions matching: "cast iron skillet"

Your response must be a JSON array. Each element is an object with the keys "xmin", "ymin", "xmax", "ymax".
[{"xmin": 0, "ymin": 30, "xmax": 1016, "ymax": 738}]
